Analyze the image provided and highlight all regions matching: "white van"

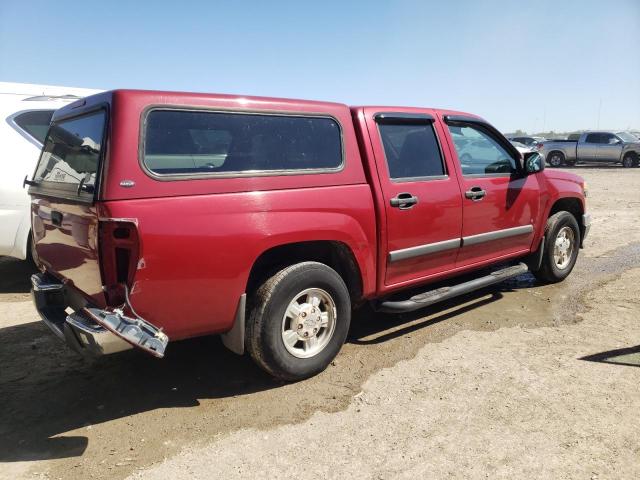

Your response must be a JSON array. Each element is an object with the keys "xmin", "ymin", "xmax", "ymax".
[{"xmin": 0, "ymin": 82, "xmax": 101, "ymax": 260}]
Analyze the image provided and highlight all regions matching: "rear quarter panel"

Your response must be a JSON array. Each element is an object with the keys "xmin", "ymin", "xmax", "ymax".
[
  {"xmin": 103, "ymin": 186, "xmax": 376, "ymax": 339},
  {"xmin": 101, "ymin": 91, "xmax": 377, "ymax": 340},
  {"xmin": 543, "ymin": 141, "xmax": 577, "ymax": 160}
]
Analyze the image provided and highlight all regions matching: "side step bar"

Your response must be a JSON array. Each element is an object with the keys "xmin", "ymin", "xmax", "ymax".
[{"xmin": 377, "ymin": 262, "xmax": 529, "ymax": 314}]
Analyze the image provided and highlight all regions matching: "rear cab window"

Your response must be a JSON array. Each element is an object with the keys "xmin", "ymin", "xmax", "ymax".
[
  {"xmin": 142, "ymin": 109, "xmax": 343, "ymax": 177},
  {"xmin": 585, "ymin": 133, "xmax": 602, "ymax": 144},
  {"xmin": 32, "ymin": 109, "xmax": 106, "ymax": 201}
]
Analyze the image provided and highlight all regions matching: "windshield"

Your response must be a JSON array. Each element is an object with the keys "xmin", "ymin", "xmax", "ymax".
[
  {"xmin": 616, "ymin": 132, "xmax": 638, "ymax": 143},
  {"xmin": 34, "ymin": 110, "xmax": 105, "ymax": 190}
]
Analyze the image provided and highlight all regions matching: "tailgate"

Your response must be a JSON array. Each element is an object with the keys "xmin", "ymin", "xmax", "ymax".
[{"xmin": 29, "ymin": 108, "xmax": 107, "ymax": 306}]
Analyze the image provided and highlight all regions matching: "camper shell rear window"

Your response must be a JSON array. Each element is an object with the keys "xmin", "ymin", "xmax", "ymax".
[
  {"xmin": 142, "ymin": 109, "xmax": 344, "ymax": 178},
  {"xmin": 32, "ymin": 109, "xmax": 106, "ymax": 201}
]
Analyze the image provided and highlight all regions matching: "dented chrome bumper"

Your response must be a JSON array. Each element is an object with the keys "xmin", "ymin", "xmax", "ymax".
[{"xmin": 31, "ymin": 273, "xmax": 168, "ymax": 358}]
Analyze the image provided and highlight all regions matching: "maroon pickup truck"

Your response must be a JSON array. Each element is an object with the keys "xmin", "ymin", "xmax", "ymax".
[{"xmin": 28, "ymin": 89, "xmax": 590, "ymax": 380}]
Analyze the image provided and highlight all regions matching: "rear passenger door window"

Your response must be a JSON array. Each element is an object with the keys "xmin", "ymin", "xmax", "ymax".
[
  {"xmin": 585, "ymin": 133, "xmax": 601, "ymax": 143},
  {"xmin": 447, "ymin": 124, "xmax": 517, "ymax": 176},
  {"xmin": 377, "ymin": 123, "xmax": 445, "ymax": 180},
  {"xmin": 143, "ymin": 110, "xmax": 343, "ymax": 177}
]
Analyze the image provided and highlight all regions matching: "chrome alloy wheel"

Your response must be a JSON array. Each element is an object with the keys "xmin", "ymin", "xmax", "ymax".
[
  {"xmin": 553, "ymin": 226, "xmax": 575, "ymax": 270},
  {"xmin": 281, "ymin": 288, "xmax": 336, "ymax": 358}
]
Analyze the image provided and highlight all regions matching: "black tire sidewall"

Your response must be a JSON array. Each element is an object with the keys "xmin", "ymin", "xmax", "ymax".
[
  {"xmin": 252, "ymin": 264, "xmax": 351, "ymax": 380},
  {"xmin": 542, "ymin": 212, "xmax": 580, "ymax": 281}
]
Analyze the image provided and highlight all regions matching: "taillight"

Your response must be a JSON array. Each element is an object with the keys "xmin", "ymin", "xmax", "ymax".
[
  {"xmin": 536, "ymin": 143, "xmax": 544, "ymax": 150},
  {"xmin": 99, "ymin": 220, "xmax": 140, "ymax": 306}
]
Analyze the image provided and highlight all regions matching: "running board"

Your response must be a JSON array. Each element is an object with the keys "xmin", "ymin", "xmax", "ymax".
[{"xmin": 377, "ymin": 263, "xmax": 529, "ymax": 314}]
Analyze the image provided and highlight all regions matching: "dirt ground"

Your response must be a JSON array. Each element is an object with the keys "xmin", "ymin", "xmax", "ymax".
[{"xmin": 1, "ymin": 166, "xmax": 639, "ymax": 480}]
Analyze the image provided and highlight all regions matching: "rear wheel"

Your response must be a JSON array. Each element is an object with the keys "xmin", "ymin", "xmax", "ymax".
[
  {"xmin": 622, "ymin": 153, "xmax": 637, "ymax": 168},
  {"xmin": 246, "ymin": 261, "xmax": 351, "ymax": 381},
  {"xmin": 531, "ymin": 211, "xmax": 580, "ymax": 283},
  {"xmin": 547, "ymin": 151, "xmax": 564, "ymax": 168}
]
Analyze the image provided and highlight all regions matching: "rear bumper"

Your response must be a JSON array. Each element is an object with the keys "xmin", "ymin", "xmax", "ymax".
[
  {"xmin": 31, "ymin": 273, "xmax": 133, "ymax": 356},
  {"xmin": 31, "ymin": 273, "xmax": 169, "ymax": 357}
]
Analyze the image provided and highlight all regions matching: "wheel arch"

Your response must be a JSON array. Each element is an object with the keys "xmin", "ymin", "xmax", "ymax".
[
  {"xmin": 246, "ymin": 240, "xmax": 365, "ymax": 307},
  {"xmin": 547, "ymin": 196, "xmax": 585, "ymax": 243}
]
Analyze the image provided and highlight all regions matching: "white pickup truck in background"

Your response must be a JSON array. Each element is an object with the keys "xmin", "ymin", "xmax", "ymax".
[
  {"xmin": 0, "ymin": 82, "xmax": 101, "ymax": 261},
  {"xmin": 540, "ymin": 131, "xmax": 640, "ymax": 168}
]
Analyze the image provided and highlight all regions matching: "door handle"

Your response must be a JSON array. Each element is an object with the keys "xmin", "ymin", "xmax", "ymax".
[
  {"xmin": 390, "ymin": 192, "xmax": 419, "ymax": 209},
  {"xmin": 465, "ymin": 186, "xmax": 486, "ymax": 201}
]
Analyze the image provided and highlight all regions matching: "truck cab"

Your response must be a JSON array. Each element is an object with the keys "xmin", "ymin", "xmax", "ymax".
[{"xmin": 28, "ymin": 90, "xmax": 589, "ymax": 380}]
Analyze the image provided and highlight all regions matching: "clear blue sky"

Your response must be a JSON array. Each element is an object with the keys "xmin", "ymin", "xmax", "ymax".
[{"xmin": 1, "ymin": 0, "xmax": 638, "ymax": 133}]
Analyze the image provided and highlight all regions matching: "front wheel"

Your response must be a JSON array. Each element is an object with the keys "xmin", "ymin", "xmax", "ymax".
[
  {"xmin": 531, "ymin": 211, "xmax": 581, "ymax": 283},
  {"xmin": 246, "ymin": 262, "xmax": 351, "ymax": 381},
  {"xmin": 622, "ymin": 153, "xmax": 637, "ymax": 168}
]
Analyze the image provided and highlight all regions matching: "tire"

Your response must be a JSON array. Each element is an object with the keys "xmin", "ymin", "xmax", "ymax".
[
  {"xmin": 246, "ymin": 261, "xmax": 351, "ymax": 381},
  {"xmin": 532, "ymin": 211, "xmax": 581, "ymax": 283},
  {"xmin": 547, "ymin": 151, "xmax": 564, "ymax": 168},
  {"xmin": 622, "ymin": 153, "xmax": 637, "ymax": 168}
]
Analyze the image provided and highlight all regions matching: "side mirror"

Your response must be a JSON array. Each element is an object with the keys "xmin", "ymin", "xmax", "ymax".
[{"xmin": 524, "ymin": 152, "xmax": 544, "ymax": 174}]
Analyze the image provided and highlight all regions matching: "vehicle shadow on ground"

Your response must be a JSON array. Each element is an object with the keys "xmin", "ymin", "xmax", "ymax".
[
  {"xmin": 579, "ymin": 345, "xmax": 640, "ymax": 367},
  {"xmin": 349, "ymin": 291, "xmax": 503, "ymax": 345},
  {"xmin": 349, "ymin": 269, "xmax": 534, "ymax": 345},
  {"xmin": 0, "ymin": 256, "xmax": 37, "ymax": 294},
  {"xmin": 0, "ymin": 270, "xmax": 535, "ymax": 463},
  {"xmin": 0, "ymin": 329, "xmax": 280, "ymax": 463}
]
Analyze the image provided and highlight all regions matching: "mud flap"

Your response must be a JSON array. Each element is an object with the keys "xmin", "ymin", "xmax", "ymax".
[{"xmin": 221, "ymin": 294, "xmax": 246, "ymax": 355}]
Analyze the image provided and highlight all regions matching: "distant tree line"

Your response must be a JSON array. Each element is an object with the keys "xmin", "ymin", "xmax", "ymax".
[{"xmin": 506, "ymin": 129, "xmax": 588, "ymax": 140}]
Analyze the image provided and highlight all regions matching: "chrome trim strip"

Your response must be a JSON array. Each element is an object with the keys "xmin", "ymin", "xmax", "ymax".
[
  {"xmin": 391, "ymin": 174, "xmax": 448, "ymax": 183},
  {"xmin": 388, "ymin": 238, "xmax": 461, "ymax": 263},
  {"xmin": 462, "ymin": 224, "xmax": 534, "ymax": 247}
]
